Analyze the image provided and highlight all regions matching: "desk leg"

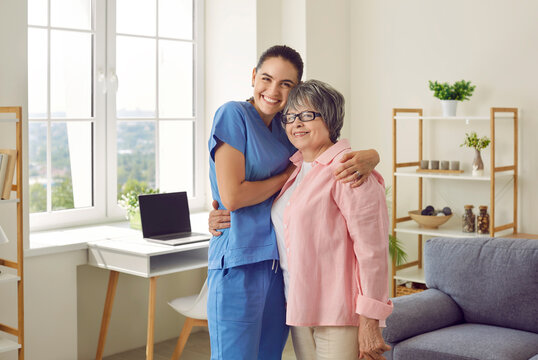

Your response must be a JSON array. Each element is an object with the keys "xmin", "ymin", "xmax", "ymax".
[
  {"xmin": 96, "ymin": 270, "xmax": 119, "ymax": 360},
  {"xmin": 146, "ymin": 276, "xmax": 158, "ymax": 360}
]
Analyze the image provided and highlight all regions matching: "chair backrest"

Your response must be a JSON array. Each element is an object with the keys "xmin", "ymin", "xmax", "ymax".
[
  {"xmin": 184, "ymin": 278, "xmax": 208, "ymax": 319},
  {"xmin": 425, "ymin": 237, "xmax": 538, "ymax": 333}
]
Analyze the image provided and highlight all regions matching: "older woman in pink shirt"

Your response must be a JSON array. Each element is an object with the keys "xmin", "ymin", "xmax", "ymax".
[{"xmin": 271, "ymin": 79, "xmax": 393, "ymax": 360}]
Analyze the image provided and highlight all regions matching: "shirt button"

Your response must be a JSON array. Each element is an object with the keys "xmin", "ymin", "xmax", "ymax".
[
  {"xmin": 284, "ymin": 224, "xmax": 287, "ymax": 229},
  {"xmin": 286, "ymin": 201, "xmax": 290, "ymax": 206},
  {"xmin": 287, "ymin": 248, "xmax": 290, "ymax": 253}
]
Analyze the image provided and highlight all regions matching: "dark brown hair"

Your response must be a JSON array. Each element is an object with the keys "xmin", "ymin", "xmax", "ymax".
[{"xmin": 256, "ymin": 45, "xmax": 304, "ymax": 82}]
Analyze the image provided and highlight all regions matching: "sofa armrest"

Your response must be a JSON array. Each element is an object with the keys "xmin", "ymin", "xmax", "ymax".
[{"xmin": 382, "ymin": 288, "xmax": 463, "ymax": 343}]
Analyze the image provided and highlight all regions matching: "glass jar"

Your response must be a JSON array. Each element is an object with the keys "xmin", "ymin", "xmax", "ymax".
[
  {"xmin": 477, "ymin": 205, "xmax": 490, "ymax": 234},
  {"xmin": 462, "ymin": 205, "xmax": 475, "ymax": 233}
]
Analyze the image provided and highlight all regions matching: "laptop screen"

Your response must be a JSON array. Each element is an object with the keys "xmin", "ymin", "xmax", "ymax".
[{"xmin": 138, "ymin": 192, "xmax": 192, "ymax": 238}]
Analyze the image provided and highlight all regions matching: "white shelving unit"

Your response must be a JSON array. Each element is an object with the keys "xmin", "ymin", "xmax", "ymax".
[
  {"xmin": 0, "ymin": 338, "xmax": 21, "ymax": 353},
  {"xmin": 0, "ymin": 107, "xmax": 24, "ymax": 358},
  {"xmin": 0, "ymin": 272, "xmax": 20, "ymax": 284},
  {"xmin": 394, "ymin": 168, "xmax": 514, "ymax": 181},
  {"xmin": 391, "ymin": 107, "xmax": 518, "ymax": 295}
]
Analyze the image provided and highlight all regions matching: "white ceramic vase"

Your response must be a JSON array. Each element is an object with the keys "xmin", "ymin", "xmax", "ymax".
[
  {"xmin": 472, "ymin": 149, "xmax": 484, "ymax": 176},
  {"xmin": 441, "ymin": 100, "xmax": 458, "ymax": 117}
]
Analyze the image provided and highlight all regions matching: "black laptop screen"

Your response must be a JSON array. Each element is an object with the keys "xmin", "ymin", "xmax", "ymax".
[{"xmin": 138, "ymin": 192, "xmax": 192, "ymax": 238}]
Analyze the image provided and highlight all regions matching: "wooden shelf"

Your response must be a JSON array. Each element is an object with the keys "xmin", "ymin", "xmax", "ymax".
[
  {"xmin": 0, "ymin": 338, "xmax": 21, "ymax": 353},
  {"xmin": 391, "ymin": 107, "xmax": 518, "ymax": 297},
  {"xmin": 395, "ymin": 168, "xmax": 514, "ymax": 181},
  {"xmin": 0, "ymin": 106, "xmax": 24, "ymax": 359},
  {"xmin": 394, "ymin": 267, "xmax": 425, "ymax": 284},
  {"xmin": 393, "ymin": 115, "xmax": 515, "ymax": 121},
  {"xmin": 395, "ymin": 221, "xmax": 492, "ymax": 239},
  {"xmin": 0, "ymin": 199, "xmax": 20, "ymax": 205},
  {"xmin": 0, "ymin": 272, "xmax": 20, "ymax": 283}
]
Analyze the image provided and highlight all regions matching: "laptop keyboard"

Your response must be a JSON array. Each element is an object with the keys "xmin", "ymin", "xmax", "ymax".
[{"xmin": 153, "ymin": 232, "xmax": 192, "ymax": 240}]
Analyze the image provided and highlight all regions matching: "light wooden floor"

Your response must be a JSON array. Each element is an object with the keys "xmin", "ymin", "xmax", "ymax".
[{"xmin": 103, "ymin": 330, "xmax": 297, "ymax": 360}]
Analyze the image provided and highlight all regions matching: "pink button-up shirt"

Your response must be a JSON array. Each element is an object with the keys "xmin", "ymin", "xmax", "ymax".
[{"xmin": 277, "ymin": 139, "xmax": 393, "ymax": 327}]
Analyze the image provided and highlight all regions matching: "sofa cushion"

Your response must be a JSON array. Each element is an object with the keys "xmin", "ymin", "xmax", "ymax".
[
  {"xmin": 425, "ymin": 237, "xmax": 538, "ymax": 333},
  {"xmin": 393, "ymin": 323, "xmax": 538, "ymax": 360}
]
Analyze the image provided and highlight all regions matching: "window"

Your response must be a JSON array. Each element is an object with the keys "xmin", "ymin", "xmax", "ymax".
[{"xmin": 28, "ymin": 0, "xmax": 204, "ymax": 231}]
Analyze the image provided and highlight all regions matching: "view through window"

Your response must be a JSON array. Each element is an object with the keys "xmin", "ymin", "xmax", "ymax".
[{"xmin": 27, "ymin": 0, "xmax": 203, "ymax": 230}]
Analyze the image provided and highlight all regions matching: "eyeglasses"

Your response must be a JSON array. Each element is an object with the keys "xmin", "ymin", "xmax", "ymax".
[{"xmin": 281, "ymin": 111, "xmax": 322, "ymax": 124}]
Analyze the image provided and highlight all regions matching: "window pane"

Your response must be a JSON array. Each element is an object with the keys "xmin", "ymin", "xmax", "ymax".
[
  {"xmin": 51, "ymin": 30, "xmax": 92, "ymax": 118},
  {"xmin": 68, "ymin": 122, "xmax": 94, "ymax": 208},
  {"xmin": 159, "ymin": 121, "xmax": 193, "ymax": 196},
  {"xmin": 51, "ymin": 122, "xmax": 93, "ymax": 211},
  {"xmin": 51, "ymin": 122, "xmax": 73, "ymax": 211},
  {"xmin": 29, "ymin": 122, "xmax": 47, "ymax": 214},
  {"xmin": 116, "ymin": 36, "xmax": 156, "ymax": 118},
  {"xmin": 28, "ymin": 0, "xmax": 48, "ymax": 26},
  {"xmin": 159, "ymin": 0, "xmax": 193, "ymax": 39},
  {"xmin": 117, "ymin": 121, "xmax": 156, "ymax": 196},
  {"xmin": 117, "ymin": 0, "xmax": 155, "ymax": 36},
  {"xmin": 51, "ymin": 0, "xmax": 92, "ymax": 30},
  {"xmin": 159, "ymin": 40, "xmax": 193, "ymax": 118},
  {"xmin": 28, "ymin": 28, "xmax": 48, "ymax": 119}
]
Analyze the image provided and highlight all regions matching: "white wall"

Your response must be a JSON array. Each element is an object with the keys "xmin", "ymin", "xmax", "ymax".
[
  {"xmin": 257, "ymin": 0, "xmax": 351, "ymax": 137},
  {"xmin": 304, "ymin": 0, "xmax": 350, "ymax": 138},
  {"xmin": 204, "ymin": 0, "xmax": 257, "ymax": 208},
  {"xmin": 24, "ymin": 251, "xmax": 87, "ymax": 360},
  {"xmin": 349, "ymin": 0, "xmax": 538, "ymax": 243}
]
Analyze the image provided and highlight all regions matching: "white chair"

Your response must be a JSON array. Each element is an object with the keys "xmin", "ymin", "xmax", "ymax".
[{"xmin": 168, "ymin": 278, "xmax": 208, "ymax": 359}]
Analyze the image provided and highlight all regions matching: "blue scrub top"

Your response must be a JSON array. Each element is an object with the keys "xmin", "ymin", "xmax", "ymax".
[{"xmin": 208, "ymin": 101, "xmax": 296, "ymax": 269}]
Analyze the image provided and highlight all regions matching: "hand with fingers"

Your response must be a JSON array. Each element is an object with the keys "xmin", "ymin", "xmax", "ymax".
[
  {"xmin": 358, "ymin": 316, "xmax": 391, "ymax": 360},
  {"xmin": 208, "ymin": 200, "xmax": 231, "ymax": 236},
  {"xmin": 334, "ymin": 149, "xmax": 380, "ymax": 188}
]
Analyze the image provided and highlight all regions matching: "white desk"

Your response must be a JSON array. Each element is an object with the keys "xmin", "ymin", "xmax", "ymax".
[{"xmin": 88, "ymin": 235, "xmax": 209, "ymax": 360}]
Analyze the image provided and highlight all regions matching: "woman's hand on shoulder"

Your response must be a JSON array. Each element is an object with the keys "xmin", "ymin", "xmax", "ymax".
[
  {"xmin": 208, "ymin": 200, "xmax": 231, "ymax": 236},
  {"xmin": 334, "ymin": 149, "xmax": 380, "ymax": 188}
]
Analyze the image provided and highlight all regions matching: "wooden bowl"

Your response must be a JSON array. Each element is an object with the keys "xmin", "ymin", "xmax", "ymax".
[{"xmin": 408, "ymin": 210, "xmax": 452, "ymax": 229}]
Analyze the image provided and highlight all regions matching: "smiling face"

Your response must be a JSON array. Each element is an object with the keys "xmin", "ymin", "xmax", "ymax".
[
  {"xmin": 285, "ymin": 104, "xmax": 334, "ymax": 162},
  {"xmin": 251, "ymin": 56, "xmax": 299, "ymax": 125}
]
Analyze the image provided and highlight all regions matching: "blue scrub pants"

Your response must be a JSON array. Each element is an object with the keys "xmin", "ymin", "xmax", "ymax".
[{"xmin": 207, "ymin": 260, "xmax": 289, "ymax": 360}]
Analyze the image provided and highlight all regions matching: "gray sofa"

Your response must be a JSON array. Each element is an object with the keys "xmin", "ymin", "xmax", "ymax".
[{"xmin": 382, "ymin": 237, "xmax": 538, "ymax": 360}]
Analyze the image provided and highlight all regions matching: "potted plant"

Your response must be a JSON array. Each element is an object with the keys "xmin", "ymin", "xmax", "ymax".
[
  {"xmin": 386, "ymin": 186, "xmax": 408, "ymax": 266},
  {"xmin": 460, "ymin": 131, "xmax": 491, "ymax": 176},
  {"xmin": 428, "ymin": 80, "xmax": 476, "ymax": 116},
  {"xmin": 118, "ymin": 180, "xmax": 159, "ymax": 229}
]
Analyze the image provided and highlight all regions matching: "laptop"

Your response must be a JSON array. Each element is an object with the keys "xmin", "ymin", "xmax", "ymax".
[{"xmin": 139, "ymin": 191, "xmax": 210, "ymax": 246}]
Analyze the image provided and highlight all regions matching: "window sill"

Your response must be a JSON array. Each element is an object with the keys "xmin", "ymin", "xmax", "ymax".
[{"xmin": 27, "ymin": 211, "xmax": 210, "ymax": 258}]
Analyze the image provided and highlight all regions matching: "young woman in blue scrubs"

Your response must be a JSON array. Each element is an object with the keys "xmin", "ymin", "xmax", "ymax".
[{"xmin": 207, "ymin": 45, "xmax": 380, "ymax": 360}]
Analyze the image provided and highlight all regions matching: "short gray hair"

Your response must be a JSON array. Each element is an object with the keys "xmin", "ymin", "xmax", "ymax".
[{"xmin": 283, "ymin": 79, "xmax": 345, "ymax": 143}]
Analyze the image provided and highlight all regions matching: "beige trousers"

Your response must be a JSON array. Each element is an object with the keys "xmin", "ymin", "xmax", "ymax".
[{"xmin": 291, "ymin": 325, "xmax": 359, "ymax": 360}]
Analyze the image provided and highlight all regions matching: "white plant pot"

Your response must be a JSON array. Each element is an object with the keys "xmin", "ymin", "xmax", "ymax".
[{"xmin": 441, "ymin": 100, "xmax": 458, "ymax": 117}]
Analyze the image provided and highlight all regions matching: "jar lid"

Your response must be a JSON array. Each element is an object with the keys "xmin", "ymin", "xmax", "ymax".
[
  {"xmin": 464, "ymin": 205, "xmax": 474, "ymax": 209},
  {"xmin": 479, "ymin": 205, "xmax": 488, "ymax": 210}
]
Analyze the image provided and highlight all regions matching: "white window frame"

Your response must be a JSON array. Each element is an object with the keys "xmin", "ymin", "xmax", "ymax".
[
  {"xmin": 29, "ymin": 0, "xmax": 107, "ymax": 231},
  {"xmin": 29, "ymin": 0, "xmax": 205, "ymax": 231}
]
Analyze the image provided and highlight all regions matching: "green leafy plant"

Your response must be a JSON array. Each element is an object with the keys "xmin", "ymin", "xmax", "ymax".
[
  {"xmin": 118, "ymin": 184, "xmax": 159, "ymax": 218},
  {"xmin": 460, "ymin": 131, "xmax": 491, "ymax": 151},
  {"xmin": 389, "ymin": 234, "xmax": 408, "ymax": 267},
  {"xmin": 428, "ymin": 80, "xmax": 476, "ymax": 101},
  {"xmin": 386, "ymin": 186, "xmax": 408, "ymax": 266}
]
